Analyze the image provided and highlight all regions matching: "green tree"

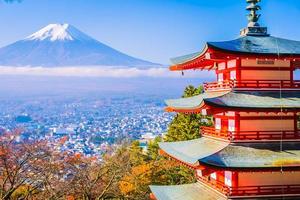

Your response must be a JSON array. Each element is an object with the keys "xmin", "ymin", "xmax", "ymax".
[
  {"xmin": 145, "ymin": 132, "xmax": 196, "ymax": 188},
  {"xmin": 146, "ymin": 136, "xmax": 162, "ymax": 161},
  {"xmin": 165, "ymin": 85, "xmax": 212, "ymax": 142},
  {"xmin": 129, "ymin": 140, "xmax": 147, "ymax": 165},
  {"xmin": 182, "ymin": 85, "xmax": 203, "ymax": 98},
  {"xmin": 165, "ymin": 113, "xmax": 203, "ymax": 142}
]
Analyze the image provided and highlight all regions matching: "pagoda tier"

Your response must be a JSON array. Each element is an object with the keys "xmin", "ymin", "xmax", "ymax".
[
  {"xmin": 170, "ymin": 36, "xmax": 300, "ymax": 71},
  {"xmin": 158, "ymin": 138, "xmax": 300, "ymax": 169},
  {"xmin": 156, "ymin": 138, "xmax": 300, "ymax": 198},
  {"xmin": 165, "ymin": 91, "xmax": 300, "ymax": 142},
  {"xmin": 170, "ymin": 36, "xmax": 300, "ymax": 92}
]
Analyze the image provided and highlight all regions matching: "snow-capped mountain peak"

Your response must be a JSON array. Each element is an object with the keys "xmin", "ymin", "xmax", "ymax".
[
  {"xmin": 0, "ymin": 23, "xmax": 159, "ymax": 67},
  {"xmin": 25, "ymin": 23, "xmax": 93, "ymax": 42}
]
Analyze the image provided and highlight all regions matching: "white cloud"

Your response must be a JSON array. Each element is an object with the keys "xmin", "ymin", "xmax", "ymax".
[{"xmin": 0, "ymin": 66, "xmax": 214, "ymax": 79}]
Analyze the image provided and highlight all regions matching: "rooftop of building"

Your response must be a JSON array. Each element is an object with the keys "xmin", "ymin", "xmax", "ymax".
[
  {"xmin": 165, "ymin": 90, "xmax": 300, "ymax": 112},
  {"xmin": 159, "ymin": 137, "xmax": 300, "ymax": 169},
  {"xmin": 171, "ymin": 36, "xmax": 300, "ymax": 66}
]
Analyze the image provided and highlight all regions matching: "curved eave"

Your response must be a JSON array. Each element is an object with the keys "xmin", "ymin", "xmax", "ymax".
[
  {"xmin": 170, "ymin": 44, "xmax": 208, "ymax": 65},
  {"xmin": 165, "ymin": 91, "xmax": 300, "ymax": 113},
  {"xmin": 165, "ymin": 91, "xmax": 230, "ymax": 113},
  {"xmin": 200, "ymin": 142, "xmax": 300, "ymax": 169},
  {"xmin": 159, "ymin": 138, "xmax": 229, "ymax": 167},
  {"xmin": 164, "ymin": 104, "xmax": 204, "ymax": 114},
  {"xmin": 169, "ymin": 44, "xmax": 218, "ymax": 71},
  {"xmin": 159, "ymin": 138, "xmax": 300, "ymax": 169}
]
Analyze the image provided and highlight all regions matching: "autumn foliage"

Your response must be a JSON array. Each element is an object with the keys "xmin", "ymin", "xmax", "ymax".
[{"xmin": 0, "ymin": 130, "xmax": 194, "ymax": 200}]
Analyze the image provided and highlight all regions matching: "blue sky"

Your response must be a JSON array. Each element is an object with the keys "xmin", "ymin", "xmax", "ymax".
[{"xmin": 0, "ymin": 0, "xmax": 300, "ymax": 64}]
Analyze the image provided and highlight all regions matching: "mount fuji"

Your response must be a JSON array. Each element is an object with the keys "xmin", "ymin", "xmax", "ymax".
[{"xmin": 0, "ymin": 24, "xmax": 159, "ymax": 67}]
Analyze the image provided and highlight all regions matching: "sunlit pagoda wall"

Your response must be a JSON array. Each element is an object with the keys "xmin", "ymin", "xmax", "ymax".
[
  {"xmin": 212, "ymin": 112, "xmax": 298, "ymax": 138},
  {"xmin": 215, "ymin": 58, "xmax": 295, "ymax": 83}
]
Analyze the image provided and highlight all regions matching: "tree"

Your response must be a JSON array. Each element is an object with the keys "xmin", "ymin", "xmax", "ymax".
[
  {"xmin": 0, "ymin": 130, "xmax": 195, "ymax": 200},
  {"xmin": 146, "ymin": 137, "xmax": 162, "ymax": 161},
  {"xmin": 165, "ymin": 113, "xmax": 204, "ymax": 142},
  {"xmin": 165, "ymin": 85, "xmax": 212, "ymax": 142},
  {"xmin": 0, "ymin": 131, "xmax": 134, "ymax": 200},
  {"xmin": 64, "ymin": 149, "xmax": 131, "ymax": 200},
  {"xmin": 182, "ymin": 85, "xmax": 203, "ymax": 98},
  {"xmin": 129, "ymin": 141, "xmax": 147, "ymax": 166},
  {"xmin": 119, "ymin": 139, "xmax": 195, "ymax": 200},
  {"xmin": 0, "ymin": 131, "xmax": 52, "ymax": 200}
]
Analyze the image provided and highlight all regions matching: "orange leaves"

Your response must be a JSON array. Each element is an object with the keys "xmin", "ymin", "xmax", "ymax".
[
  {"xmin": 59, "ymin": 136, "xmax": 69, "ymax": 145},
  {"xmin": 66, "ymin": 195, "xmax": 75, "ymax": 200},
  {"xmin": 119, "ymin": 164, "xmax": 152, "ymax": 196},
  {"xmin": 131, "ymin": 164, "xmax": 151, "ymax": 176},
  {"xmin": 74, "ymin": 152, "xmax": 81, "ymax": 159},
  {"xmin": 119, "ymin": 178, "xmax": 135, "ymax": 195},
  {"xmin": 0, "ymin": 146, "xmax": 8, "ymax": 156}
]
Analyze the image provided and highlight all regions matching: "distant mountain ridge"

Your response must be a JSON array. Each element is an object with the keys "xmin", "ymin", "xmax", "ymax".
[{"xmin": 0, "ymin": 24, "xmax": 159, "ymax": 67}]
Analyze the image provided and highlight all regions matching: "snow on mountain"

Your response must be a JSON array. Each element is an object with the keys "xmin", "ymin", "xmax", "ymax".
[
  {"xmin": 25, "ymin": 24, "xmax": 93, "ymax": 42},
  {"xmin": 0, "ymin": 23, "xmax": 159, "ymax": 67}
]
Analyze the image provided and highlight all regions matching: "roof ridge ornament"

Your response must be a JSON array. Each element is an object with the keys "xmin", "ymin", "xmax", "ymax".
[
  {"xmin": 240, "ymin": 0, "xmax": 269, "ymax": 37},
  {"xmin": 247, "ymin": 0, "xmax": 261, "ymax": 27}
]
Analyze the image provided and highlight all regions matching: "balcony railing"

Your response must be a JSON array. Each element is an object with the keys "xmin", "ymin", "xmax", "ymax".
[
  {"xmin": 231, "ymin": 185, "xmax": 300, "ymax": 197},
  {"xmin": 198, "ymin": 176, "xmax": 300, "ymax": 197},
  {"xmin": 204, "ymin": 80, "xmax": 300, "ymax": 91},
  {"xmin": 203, "ymin": 80, "xmax": 235, "ymax": 91},
  {"xmin": 201, "ymin": 126, "xmax": 300, "ymax": 141}
]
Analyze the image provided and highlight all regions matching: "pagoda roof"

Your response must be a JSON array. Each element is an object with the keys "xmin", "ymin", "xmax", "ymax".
[
  {"xmin": 165, "ymin": 90, "xmax": 300, "ymax": 112},
  {"xmin": 170, "ymin": 35, "xmax": 300, "ymax": 66},
  {"xmin": 150, "ymin": 183, "xmax": 226, "ymax": 200},
  {"xmin": 209, "ymin": 36, "xmax": 300, "ymax": 55},
  {"xmin": 159, "ymin": 137, "xmax": 300, "ymax": 169},
  {"xmin": 159, "ymin": 137, "xmax": 229, "ymax": 166}
]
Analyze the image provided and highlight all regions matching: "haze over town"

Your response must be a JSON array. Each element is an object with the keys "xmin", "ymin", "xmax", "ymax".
[{"xmin": 0, "ymin": 0, "xmax": 299, "ymax": 156}]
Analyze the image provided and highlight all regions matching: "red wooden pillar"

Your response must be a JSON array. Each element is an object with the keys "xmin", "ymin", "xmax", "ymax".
[
  {"xmin": 232, "ymin": 171, "xmax": 239, "ymax": 188},
  {"xmin": 236, "ymin": 58, "xmax": 242, "ymax": 83}
]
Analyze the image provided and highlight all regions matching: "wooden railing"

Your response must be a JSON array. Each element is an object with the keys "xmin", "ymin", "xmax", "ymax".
[
  {"xmin": 236, "ymin": 80, "xmax": 300, "ymax": 89},
  {"xmin": 231, "ymin": 185, "xmax": 300, "ymax": 197},
  {"xmin": 197, "ymin": 176, "xmax": 230, "ymax": 194},
  {"xmin": 201, "ymin": 126, "xmax": 300, "ymax": 141},
  {"xmin": 203, "ymin": 80, "xmax": 235, "ymax": 91},
  {"xmin": 198, "ymin": 176, "xmax": 300, "ymax": 197},
  {"xmin": 204, "ymin": 80, "xmax": 300, "ymax": 91}
]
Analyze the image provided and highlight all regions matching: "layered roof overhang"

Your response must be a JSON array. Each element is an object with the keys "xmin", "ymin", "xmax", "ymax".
[
  {"xmin": 165, "ymin": 91, "xmax": 300, "ymax": 113},
  {"xmin": 150, "ymin": 183, "xmax": 226, "ymax": 200},
  {"xmin": 159, "ymin": 137, "xmax": 300, "ymax": 169},
  {"xmin": 170, "ymin": 35, "xmax": 300, "ymax": 71},
  {"xmin": 159, "ymin": 137, "xmax": 229, "ymax": 167}
]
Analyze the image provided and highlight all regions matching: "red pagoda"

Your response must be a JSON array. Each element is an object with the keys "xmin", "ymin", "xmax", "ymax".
[{"xmin": 150, "ymin": 0, "xmax": 300, "ymax": 199}]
